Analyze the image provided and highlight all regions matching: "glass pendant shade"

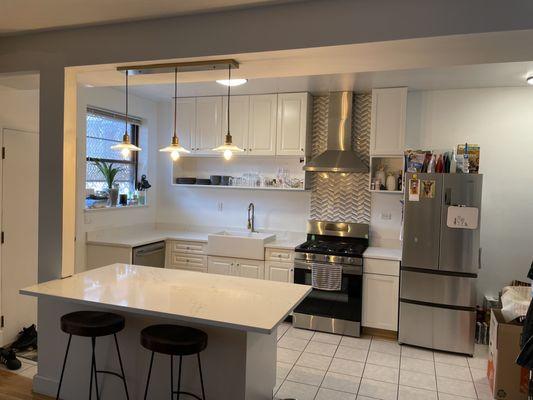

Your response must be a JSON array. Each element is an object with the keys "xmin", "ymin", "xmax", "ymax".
[
  {"xmin": 212, "ymin": 64, "xmax": 244, "ymax": 159},
  {"xmin": 160, "ymin": 67, "xmax": 190, "ymax": 160},
  {"xmin": 112, "ymin": 71, "xmax": 141, "ymax": 158}
]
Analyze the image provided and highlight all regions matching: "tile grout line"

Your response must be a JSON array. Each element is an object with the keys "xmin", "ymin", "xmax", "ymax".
[
  {"xmin": 355, "ymin": 335, "xmax": 373, "ymax": 399},
  {"xmin": 311, "ymin": 332, "xmax": 339, "ymax": 400},
  {"xmin": 396, "ymin": 342, "xmax": 402, "ymax": 400}
]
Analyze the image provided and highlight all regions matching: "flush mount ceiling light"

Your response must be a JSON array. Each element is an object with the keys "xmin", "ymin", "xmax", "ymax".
[
  {"xmin": 110, "ymin": 71, "xmax": 142, "ymax": 158},
  {"xmin": 212, "ymin": 64, "xmax": 245, "ymax": 160},
  {"xmin": 527, "ymin": 76, "xmax": 533, "ymax": 85},
  {"xmin": 159, "ymin": 68, "xmax": 190, "ymax": 161},
  {"xmin": 216, "ymin": 78, "xmax": 247, "ymax": 87}
]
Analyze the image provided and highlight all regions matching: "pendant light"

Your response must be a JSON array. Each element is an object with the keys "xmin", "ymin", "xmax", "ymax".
[
  {"xmin": 159, "ymin": 68, "xmax": 190, "ymax": 161},
  {"xmin": 111, "ymin": 70, "xmax": 142, "ymax": 158},
  {"xmin": 212, "ymin": 64, "xmax": 244, "ymax": 160}
]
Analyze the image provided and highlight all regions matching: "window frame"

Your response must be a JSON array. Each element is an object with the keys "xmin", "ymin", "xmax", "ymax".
[{"xmin": 85, "ymin": 109, "xmax": 140, "ymax": 193}]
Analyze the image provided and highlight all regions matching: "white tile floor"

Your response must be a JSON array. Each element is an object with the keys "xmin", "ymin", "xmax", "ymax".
[
  {"xmin": 0, "ymin": 357, "xmax": 37, "ymax": 379},
  {"xmin": 274, "ymin": 322, "xmax": 490, "ymax": 400}
]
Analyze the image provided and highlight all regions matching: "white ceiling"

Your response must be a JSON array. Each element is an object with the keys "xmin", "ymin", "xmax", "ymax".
[
  {"xmin": 115, "ymin": 61, "xmax": 533, "ymax": 102},
  {"xmin": 0, "ymin": 0, "xmax": 292, "ymax": 34}
]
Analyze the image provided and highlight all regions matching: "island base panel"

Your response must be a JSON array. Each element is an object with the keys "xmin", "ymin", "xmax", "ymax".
[{"xmin": 33, "ymin": 298, "xmax": 276, "ymax": 400}]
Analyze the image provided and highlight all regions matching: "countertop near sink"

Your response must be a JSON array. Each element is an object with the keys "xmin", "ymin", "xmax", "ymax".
[
  {"xmin": 363, "ymin": 246, "xmax": 402, "ymax": 261},
  {"xmin": 86, "ymin": 225, "xmax": 305, "ymax": 251}
]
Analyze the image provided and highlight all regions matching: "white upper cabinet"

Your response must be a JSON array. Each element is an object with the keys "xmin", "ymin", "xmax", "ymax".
[
  {"xmin": 248, "ymin": 94, "xmax": 277, "ymax": 155},
  {"xmin": 370, "ymin": 87, "xmax": 407, "ymax": 156},
  {"xmin": 276, "ymin": 93, "xmax": 310, "ymax": 156},
  {"xmin": 222, "ymin": 96, "xmax": 250, "ymax": 154},
  {"xmin": 176, "ymin": 98, "xmax": 196, "ymax": 152},
  {"xmin": 195, "ymin": 96, "xmax": 222, "ymax": 154}
]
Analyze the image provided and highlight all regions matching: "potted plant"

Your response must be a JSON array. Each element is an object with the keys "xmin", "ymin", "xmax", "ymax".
[{"xmin": 94, "ymin": 160, "xmax": 121, "ymax": 207}]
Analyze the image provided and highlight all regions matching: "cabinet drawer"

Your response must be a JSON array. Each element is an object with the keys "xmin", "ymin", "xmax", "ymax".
[
  {"xmin": 168, "ymin": 263, "xmax": 207, "ymax": 273},
  {"xmin": 265, "ymin": 248, "xmax": 294, "ymax": 262},
  {"xmin": 170, "ymin": 253, "xmax": 206, "ymax": 266},
  {"xmin": 169, "ymin": 241, "xmax": 206, "ymax": 255},
  {"xmin": 364, "ymin": 258, "xmax": 400, "ymax": 276}
]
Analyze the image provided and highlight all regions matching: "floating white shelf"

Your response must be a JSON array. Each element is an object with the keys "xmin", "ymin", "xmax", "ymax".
[
  {"xmin": 171, "ymin": 184, "xmax": 308, "ymax": 192},
  {"xmin": 370, "ymin": 190, "xmax": 404, "ymax": 194}
]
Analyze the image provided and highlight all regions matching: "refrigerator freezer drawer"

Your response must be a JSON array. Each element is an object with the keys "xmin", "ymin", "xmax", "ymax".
[
  {"xmin": 399, "ymin": 301, "xmax": 475, "ymax": 355},
  {"xmin": 401, "ymin": 269, "xmax": 476, "ymax": 308}
]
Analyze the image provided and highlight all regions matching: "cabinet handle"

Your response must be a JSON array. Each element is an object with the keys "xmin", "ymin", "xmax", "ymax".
[
  {"xmin": 301, "ymin": 148, "xmax": 304, "ymax": 151},
  {"xmin": 249, "ymin": 149, "xmax": 252, "ymax": 152},
  {"xmin": 186, "ymin": 259, "xmax": 189, "ymax": 262}
]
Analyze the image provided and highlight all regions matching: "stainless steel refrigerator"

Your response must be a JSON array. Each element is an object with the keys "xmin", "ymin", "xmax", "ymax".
[{"xmin": 399, "ymin": 173, "xmax": 482, "ymax": 356}]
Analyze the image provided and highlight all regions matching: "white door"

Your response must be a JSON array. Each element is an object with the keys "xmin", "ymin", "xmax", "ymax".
[
  {"xmin": 222, "ymin": 96, "xmax": 249, "ymax": 154},
  {"xmin": 370, "ymin": 88, "xmax": 407, "ymax": 155},
  {"xmin": 276, "ymin": 93, "xmax": 309, "ymax": 156},
  {"xmin": 248, "ymin": 94, "xmax": 277, "ymax": 155},
  {"xmin": 266, "ymin": 262, "xmax": 293, "ymax": 283},
  {"xmin": 0, "ymin": 129, "xmax": 39, "ymax": 346},
  {"xmin": 207, "ymin": 256, "xmax": 233, "ymax": 276},
  {"xmin": 235, "ymin": 259, "xmax": 264, "ymax": 279},
  {"xmin": 362, "ymin": 273, "xmax": 399, "ymax": 331},
  {"xmin": 177, "ymin": 98, "xmax": 196, "ymax": 152},
  {"xmin": 195, "ymin": 97, "xmax": 222, "ymax": 154}
]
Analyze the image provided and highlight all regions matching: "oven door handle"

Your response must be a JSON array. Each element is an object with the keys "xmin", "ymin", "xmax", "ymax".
[{"xmin": 293, "ymin": 260, "xmax": 362, "ymax": 276}]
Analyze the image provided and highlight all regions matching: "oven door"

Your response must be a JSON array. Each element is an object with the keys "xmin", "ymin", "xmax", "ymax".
[{"xmin": 293, "ymin": 260, "xmax": 363, "ymax": 324}]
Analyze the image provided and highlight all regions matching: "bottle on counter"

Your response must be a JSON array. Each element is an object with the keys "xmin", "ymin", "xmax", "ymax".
[
  {"xmin": 436, "ymin": 154, "xmax": 444, "ymax": 173},
  {"xmin": 386, "ymin": 173, "xmax": 397, "ymax": 191},
  {"xmin": 428, "ymin": 154, "xmax": 436, "ymax": 173},
  {"xmin": 450, "ymin": 150, "xmax": 457, "ymax": 173}
]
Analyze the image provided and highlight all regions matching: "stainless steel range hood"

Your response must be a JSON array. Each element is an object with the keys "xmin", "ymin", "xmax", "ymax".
[{"xmin": 303, "ymin": 91, "xmax": 368, "ymax": 173}]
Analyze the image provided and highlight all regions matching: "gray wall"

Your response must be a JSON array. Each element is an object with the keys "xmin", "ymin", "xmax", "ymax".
[{"xmin": 2, "ymin": 0, "xmax": 533, "ymax": 281}]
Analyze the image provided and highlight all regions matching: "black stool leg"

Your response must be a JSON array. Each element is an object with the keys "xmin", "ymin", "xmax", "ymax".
[
  {"xmin": 177, "ymin": 356, "xmax": 182, "ymax": 400},
  {"xmin": 197, "ymin": 353, "xmax": 206, "ymax": 400},
  {"xmin": 56, "ymin": 334, "xmax": 72, "ymax": 400},
  {"xmin": 144, "ymin": 352, "xmax": 155, "ymax": 400},
  {"xmin": 90, "ymin": 337, "xmax": 100, "ymax": 400},
  {"xmin": 113, "ymin": 333, "xmax": 130, "ymax": 400},
  {"xmin": 170, "ymin": 355, "xmax": 174, "ymax": 400}
]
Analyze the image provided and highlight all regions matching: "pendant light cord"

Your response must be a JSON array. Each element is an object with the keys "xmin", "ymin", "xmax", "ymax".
[
  {"xmin": 125, "ymin": 71, "xmax": 129, "ymax": 134},
  {"xmin": 173, "ymin": 67, "xmax": 178, "ymax": 140},
  {"xmin": 227, "ymin": 65, "xmax": 231, "ymax": 138}
]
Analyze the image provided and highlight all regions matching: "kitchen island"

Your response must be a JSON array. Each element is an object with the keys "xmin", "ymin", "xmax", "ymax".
[{"xmin": 21, "ymin": 263, "xmax": 310, "ymax": 400}]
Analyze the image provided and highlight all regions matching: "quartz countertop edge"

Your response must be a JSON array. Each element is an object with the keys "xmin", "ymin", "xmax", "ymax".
[
  {"xmin": 363, "ymin": 246, "xmax": 402, "ymax": 261},
  {"xmin": 86, "ymin": 230, "xmax": 304, "ymax": 250},
  {"xmin": 20, "ymin": 264, "xmax": 311, "ymax": 334}
]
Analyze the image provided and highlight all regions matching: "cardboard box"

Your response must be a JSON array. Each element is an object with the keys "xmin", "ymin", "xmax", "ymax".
[{"xmin": 487, "ymin": 309, "xmax": 529, "ymax": 399}]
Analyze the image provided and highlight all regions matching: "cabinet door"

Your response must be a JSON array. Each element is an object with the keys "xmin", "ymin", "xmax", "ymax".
[
  {"xmin": 235, "ymin": 259, "xmax": 264, "ymax": 279},
  {"xmin": 207, "ymin": 256, "xmax": 233, "ymax": 276},
  {"xmin": 370, "ymin": 88, "xmax": 407, "ymax": 155},
  {"xmin": 176, "ymin": 98, "xmax": 196, "ymax": 152},
  {"xmin": 195, "ymin": 96, "xmax": 222, "ymax": 154},
  {"xmin": 362, "ymin": 273, "xmax": 399, "ymax": 331},
  {"xmin": 222, "ymin": 95, "xmax": 249, "ymax": 154},
  {"xmin": 276, "ymin": 93, "xmax": 309, "ymax": 156},
  {"xmin": 266, "ymin": 261, "xmax": 293, "ymax": 283},
  {"xmin": 248, "ymin": 94, "xmax": 277, "ymax": 155}
]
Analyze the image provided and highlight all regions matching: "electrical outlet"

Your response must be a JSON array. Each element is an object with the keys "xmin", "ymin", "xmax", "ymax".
[
  {"xmin": 217, "ymin": 202, "xmax": 223, "ymax": 212},
  {"xmin": 381, "ymin": 212, "xmax": 392, "ymax": 220}
]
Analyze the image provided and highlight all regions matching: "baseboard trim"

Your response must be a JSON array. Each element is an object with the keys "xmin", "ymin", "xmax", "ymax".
[
  {"xmin": 33, "ymin": 374, "xmax": 58, "ymax": 397},
  {"xmin": 362, "ymin": 326, "xmax": 398, "ymax": 340}
]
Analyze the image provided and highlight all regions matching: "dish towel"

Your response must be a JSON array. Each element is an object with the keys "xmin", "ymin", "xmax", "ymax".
[{"xmin": 311, "ymin": 263, "xmax": 342, "ymax": 291}]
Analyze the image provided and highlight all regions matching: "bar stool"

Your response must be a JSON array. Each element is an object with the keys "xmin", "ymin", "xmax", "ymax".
[
  {"xmin": 56, "ymin": 311, "xmax": 129, "ymax": 400},
  {"xmin": 141, "ymin": 324, "xmax": 207, "ymax": 399}
]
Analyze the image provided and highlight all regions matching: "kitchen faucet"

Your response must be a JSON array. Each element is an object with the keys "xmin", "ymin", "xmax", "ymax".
[{"xmin": 247, "ymin": 203, "xmax": 256, "ymax": 232}]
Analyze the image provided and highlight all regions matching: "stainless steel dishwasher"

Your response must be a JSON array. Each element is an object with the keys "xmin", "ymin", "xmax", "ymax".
[{"xmin": 132, "ymin": 241, "xmax": 165, "ymax": 268}]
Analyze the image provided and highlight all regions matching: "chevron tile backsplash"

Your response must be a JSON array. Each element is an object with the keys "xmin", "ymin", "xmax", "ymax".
[{"xmin": 309, "ymin": 94, "xmax": 371, "ymax": 223}]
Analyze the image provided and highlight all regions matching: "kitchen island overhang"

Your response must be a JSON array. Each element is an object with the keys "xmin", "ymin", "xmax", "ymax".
[{"xmin": 21, "ymin": 263, "xmax": 311, "ymax": 400}]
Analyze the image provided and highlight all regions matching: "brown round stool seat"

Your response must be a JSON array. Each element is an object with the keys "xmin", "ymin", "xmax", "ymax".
[
  {"xmin": 141, "ymin": 324, "xmax": 208, "ymax": 356},
  {"xmin": 60, "ymin": 311, "xmax": 125, "ymax": 337}
]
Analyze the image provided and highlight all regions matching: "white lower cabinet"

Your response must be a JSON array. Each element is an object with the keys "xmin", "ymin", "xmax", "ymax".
[
  {"xmin": 265, "ymin": 261, "xmax": 294, "ymax": 283},
  {"xmin": 362, "ymin": 259, "xmax": 400, "ymax": 331},
  {"xmin": 207, "ymin": 256, "xmax": 264, "ymax": 279},
  {"xmin": 165, "ymin": 240, "xmax": 208, "ymax": 273}
]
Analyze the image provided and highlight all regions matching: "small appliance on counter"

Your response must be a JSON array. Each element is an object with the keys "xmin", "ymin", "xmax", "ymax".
[
  {"xmin": 293, "ymin": 220, "xmax": 369, "ymax": 337},
  {"xmin": 399, "ymin": 172, "xmax": 483, "ymax": 355}
]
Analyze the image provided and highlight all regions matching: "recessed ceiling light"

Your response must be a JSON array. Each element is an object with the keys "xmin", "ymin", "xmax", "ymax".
[
  {"xmin": 527, "ymin": 76, "xmax": 533, "ymax": 85},
  {"xmin": 216, "ymin": 78, "xmax": 247, "ymax": 87}
]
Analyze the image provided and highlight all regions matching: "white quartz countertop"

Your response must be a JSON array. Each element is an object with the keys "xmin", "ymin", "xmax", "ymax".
[
  {"xmin": 363, "ymin": 247, "xmax": 402, "ymax": 261},
  {"xmin": 21, "ymin": 264, "xmax": 311, "ymax": 334},
  {"xmin": 87, "ymin": 227, "xmax": 304, "ymax": 250}
]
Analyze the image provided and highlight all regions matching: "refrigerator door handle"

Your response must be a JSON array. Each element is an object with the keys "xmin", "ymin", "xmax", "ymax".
[
  {"xmin": 444, "ymin": 188, "xmax": 452, "ymax": 205},
  {"xmin": 478, "ymin": 247, "xmax": 482, "ymax": 270}
]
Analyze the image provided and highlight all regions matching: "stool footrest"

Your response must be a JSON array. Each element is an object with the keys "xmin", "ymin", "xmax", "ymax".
[
  {"xmin": 172, "ymin": 391, "xmax": 203, "ymax": 400},
  {"xmin": 95, "ymin": 370, "xmax": 126, "ymax": 381}
]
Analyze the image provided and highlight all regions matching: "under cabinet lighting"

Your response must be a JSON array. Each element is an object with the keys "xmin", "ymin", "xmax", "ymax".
[{"xmin": 216, "ymin": 78, "xmax": 247, "ymax": 87}]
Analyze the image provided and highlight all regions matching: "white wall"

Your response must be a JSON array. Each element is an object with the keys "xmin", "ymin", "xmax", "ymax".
[
  {"xmin": 75, "ymin": 87, "xmax": 159, "ymax": 272},
  {"xmin": 406, "ymin": 87, "xmax": 533, "ymax": 300},
  {"xmin": 155, "ymin": 101, "xmax": 311, "ymax": 233},
  {"xmin": 0, "ymin": 85, "xmax": 39, "ymax": 132}
]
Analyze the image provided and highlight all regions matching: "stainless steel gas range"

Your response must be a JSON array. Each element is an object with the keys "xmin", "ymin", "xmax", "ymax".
[{"xmin": 292, "ymin": 220, "xmax": 369, "ymax": 337}]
